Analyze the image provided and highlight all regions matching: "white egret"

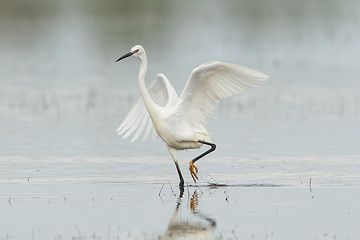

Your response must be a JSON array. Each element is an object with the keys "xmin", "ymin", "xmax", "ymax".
[{"xmin": 116, "ymin": 45, "xmax": 268, "ymax": 187}]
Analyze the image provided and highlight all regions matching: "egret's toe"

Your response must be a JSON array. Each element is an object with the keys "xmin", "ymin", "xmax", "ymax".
[{"xmin": 189, "ymin": 161, "xmax": 199, "ymax": 182}]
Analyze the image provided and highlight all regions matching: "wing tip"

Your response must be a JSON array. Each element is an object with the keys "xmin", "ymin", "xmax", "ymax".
[{"xmin": 258, "ymin": 72, "xmax": 270, "ymax": 80}]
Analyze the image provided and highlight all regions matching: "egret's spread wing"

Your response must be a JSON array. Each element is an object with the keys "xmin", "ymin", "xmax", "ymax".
[
  {"xmin": 150, "ymin": 74, "xmax": 179, "ymax": 108},
  {"xmin": 178, "ymin": 61, "xmax": 269, "ymax": 128},
  {"xmin": 117, "ymin": 74, "xmax": 179, "ymax": 142}
]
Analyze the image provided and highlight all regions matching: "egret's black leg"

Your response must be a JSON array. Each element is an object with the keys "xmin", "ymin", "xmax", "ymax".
[
  {"xmin": 174, "ymin": 160, "xmax": 184, "ymax": 187},
  {"xmin": 193, "ymin": 140, "xmax": 216, "ymax": 164},
  {"xmin": 189, "ymin": 140, "xmax": 216, "ymax": 182},
  {"xmin": 179, "ymin": 185, "xmax": 184, "ymax": 198},
  {"xmin": 168, "ymin": 147, "xmax": 185, "ymax": 189}
]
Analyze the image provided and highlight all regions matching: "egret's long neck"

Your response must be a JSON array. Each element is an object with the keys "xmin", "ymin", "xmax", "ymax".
[{"xmin": 138, "ymin": 55, "xmax": 158, "ymax": 115}]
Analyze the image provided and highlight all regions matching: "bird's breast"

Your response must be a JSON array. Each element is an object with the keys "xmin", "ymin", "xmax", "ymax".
[{"xmin": 153, "ymin": 115, "xmax": 201, "ymax": 150}]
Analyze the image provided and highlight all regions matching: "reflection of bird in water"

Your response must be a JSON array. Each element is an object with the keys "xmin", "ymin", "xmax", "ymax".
[
  {"xmin": 160, "ymin": 190, "xmax": 216, "ymax": 240},
  {"xmin": 116, "ymin": 45, "xmax": 269, "ymax": 187}
]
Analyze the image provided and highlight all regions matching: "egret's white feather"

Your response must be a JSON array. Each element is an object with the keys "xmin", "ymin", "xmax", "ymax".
[
  {"xmin": 177, "ymin": 61, "xmax": 269, "ymax": 130},
  {"xmin": 116, "ymin": 98, "xmax": 141, "ymax": 135},
  {"xmin": 122, "ymin": 107, "xmax": 146, "ymax": 140},
  {"xmin": 142, "ymin": 117, "xmax": 154, "ymax": 141},
  {"xmin": 117, "ymin": 74, "xmax": 179, "ymax": 142}
]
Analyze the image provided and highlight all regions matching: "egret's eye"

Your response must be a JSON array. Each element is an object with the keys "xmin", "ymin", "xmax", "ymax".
[{"xmin": 135, "ymin": 49, "xmax": 139, "ymax": 53}]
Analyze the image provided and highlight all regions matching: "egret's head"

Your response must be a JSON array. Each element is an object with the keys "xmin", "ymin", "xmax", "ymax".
[{"xmin": 116, "ymin": 45, "xmax": 145, "ymax": 62}]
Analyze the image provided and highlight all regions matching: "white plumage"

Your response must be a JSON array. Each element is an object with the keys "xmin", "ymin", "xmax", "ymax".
[
  {"xmin": 116, "ymin": 74, "xmax": 177, "ymax": 142},
  {"xmin": 116, "ymin": 45, "xmax": 268, "ymax": 186}
]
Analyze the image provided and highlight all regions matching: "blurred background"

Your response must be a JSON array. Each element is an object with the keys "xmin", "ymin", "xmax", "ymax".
[{"xmin": 1, "ymin": 0, "xmax": 359, "ymax": 158}]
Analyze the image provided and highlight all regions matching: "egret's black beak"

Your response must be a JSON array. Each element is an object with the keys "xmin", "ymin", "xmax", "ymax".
[{"xmin": 116, "ymin": 51, "xmax": 135, "ymax": 62}]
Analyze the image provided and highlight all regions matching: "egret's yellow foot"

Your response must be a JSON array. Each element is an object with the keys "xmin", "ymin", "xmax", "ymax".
[{"xmin": 189, "ymin": 161, "xmax": 199, "ymax": 182}]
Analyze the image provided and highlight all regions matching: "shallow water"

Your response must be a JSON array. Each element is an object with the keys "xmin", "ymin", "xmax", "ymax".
[
  {"xmin": 1, "ymin": 0, "xmax": 360, "ymax": 239},
  {"xmin": 1, "ymin": 156, "xmax": 360, "ymax": 239}
]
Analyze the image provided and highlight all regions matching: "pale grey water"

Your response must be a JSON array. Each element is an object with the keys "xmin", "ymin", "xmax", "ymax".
[{"xmin": 1, "ymin": 0, "xmax": 360, "ymax": 239}]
